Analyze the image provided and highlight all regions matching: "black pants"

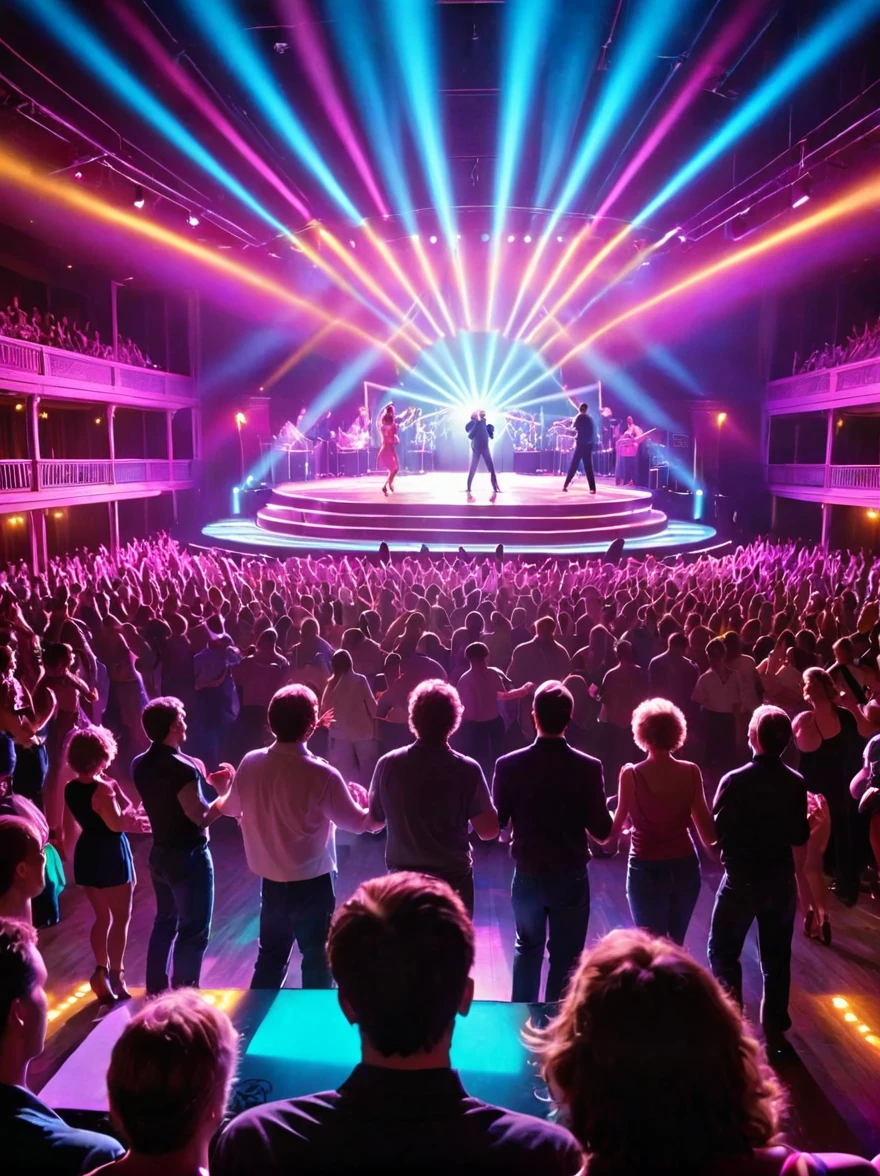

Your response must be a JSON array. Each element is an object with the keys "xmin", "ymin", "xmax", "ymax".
[
  {"xmin": 708, "ymin": 871, "xmax": 797, "ymax": 1034},
  {"xmin": 564, "ymin": 444, "xmax": 596, "ymax": 491},
  {"xmin": 467, "ymin": 445, "xmax": 499, "ymax": 492},
  {"xmin": 459, "ymin": 716, "xmax": 505, "ymax": 781},
  {"xmin": 511, "ymin": 868, "xmax": 590, "ymax": 1004},
  {"xmin": 251, "ymin": 872, "xmax": 336, "ymax": 989}
]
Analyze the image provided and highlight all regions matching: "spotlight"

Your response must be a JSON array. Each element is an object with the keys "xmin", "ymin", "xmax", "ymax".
[
  {"xmin": 73, "ymin": 170, "xmax": 83, "ymax": 181},
  {"xmin": 677, "ymin": 233, "xmax": 687, "ymax": 243},
  {"xmin": 235, "ymin": 412, "xmax": 247, "ymax": 426},
  {"xmin": 410, "ymin": 234, "xmax": 419, "ymax": 241},
  {"xmin": 481, "ymin": 232, "xmax": 490, "ymax": 242},
  {"xmin": 507, "ymin": 234, "xmax": 516, "ymax": 243},
  {"xmin": 133, "ymin": 185, "xmax": 145, "ymax": 209},
  {"xmin": 349, "ymin": 239, "xmax": 356, "ymax": 249},
  {"xmin": 868, "ymin": 509, "xmax": 879, "ymax": 521},
  {"xmin": 429, "ymin": 235, "xmax": 438, "ymax": 244},
  {"xmin": 523, "ymin": 234, "xmax": 532, "ymax": 243},
  {"xmin": 792, "ymin": 173, "xmax": 813, "ymax": 209},
  {"xmin": 187, "ymin": 213, "xmax": 200, "ymax": 227},
  {"xmin": 695, "ymin": 489, "xmax": 704, "ymax": 496},
  {"xmin": 556, "ymin": 235, "xmax": 564, "ymax": 243},
  {"xmin": 273, "ymin": 41, "xmax": 289, "ymax": 54},
  {"xmin": 716, "ymin": 412, "xmax": 727, "ymax": 426}
]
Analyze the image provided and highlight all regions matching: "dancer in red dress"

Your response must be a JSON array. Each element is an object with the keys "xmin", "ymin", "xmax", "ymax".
[{"xmin": 377, "ymin": 404, "xmax": 400, "ymax": 496}]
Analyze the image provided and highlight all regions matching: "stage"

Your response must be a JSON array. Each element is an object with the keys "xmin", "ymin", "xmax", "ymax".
[{"xmin": 203, "ymin": 472, "xmax": 721, "ymax": 556}]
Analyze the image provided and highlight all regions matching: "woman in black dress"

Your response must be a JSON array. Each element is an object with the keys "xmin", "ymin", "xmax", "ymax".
[
  {"xmin": 64, "ymin": 726, "xmax": 149, "ymax": 1004},
  {"xmin": 794, "ymin": 668, "xmax": 864, "ymax": 913}
]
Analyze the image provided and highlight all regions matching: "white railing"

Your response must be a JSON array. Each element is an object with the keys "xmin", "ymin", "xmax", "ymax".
[
  {"xmin": 767, "ymin": 464, "xmax": 826, "ymax": 486},
  {"xmin": 0, "ymin": 331, "xmax": 194, "ymax": 401},
  {"xmin": 767, "ymin": 355, "xmax": 880, "ymax": 409},
  {"xmin": 828, "ymin": 465, "xmax": 880, "ymax": 491},
  {"xmin": 0, "ymin": 460, "xmax": 32, "ymax": 491},
  {"xmin": 39, "ymin": 460, "xmax": 113, "ymax": 488}
]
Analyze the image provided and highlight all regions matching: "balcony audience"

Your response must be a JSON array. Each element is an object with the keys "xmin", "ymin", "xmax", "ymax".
[{"xmin": 1, "ymin": 293, "xmax": 155, "ymax": 367}]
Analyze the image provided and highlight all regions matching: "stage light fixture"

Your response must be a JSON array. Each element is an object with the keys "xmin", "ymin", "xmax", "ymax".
[
  {"xmin": 677, "ymin": 233, "xmax": 687, "ymax": 243},
  {"xmin": 349, "ymin": 239, "xmax": 356, "ymax": 249},
  {"xmin": 523, "ymin": 235, "xmax": 532, "ymax": 243},
  {"xmin": 74, "ymin": 170, "xmax": 83, "ymax": 180},
  {"xmin": 133, "ymin": 184, "xmax": 145, "ymax": 209},
  {"xmin": 235, "ymin": 412, "xmax": 247, "ymax": 426},
  {"xmin": 429, "ymin": 235, "xmax": 438, "ymax": 244},
  {"xmin": 716, "ymin": 412, "xmax": 727, "ymax": 425},
  {"xmin": 556, "ymin": 235, "xmax": 564, "ymax": 243},
  {"xmin": 187, "ymin": 212, "xmax": 200, "ymax": 226},
  {"xmin": 792, "ymin": 173, "xmax": 813, "ymax": 209},
  {"xmin": 868, "ymin": 509, "xmax": 879, "ymax": 521},
  {"xmin": 507, "ymin": 234, "xmax": 516, "ymax": 243}
]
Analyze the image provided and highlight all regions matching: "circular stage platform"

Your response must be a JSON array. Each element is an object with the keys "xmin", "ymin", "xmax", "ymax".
[{"xmin": 202, "ymin": 472, "xmax": 721, "ymax": 557}]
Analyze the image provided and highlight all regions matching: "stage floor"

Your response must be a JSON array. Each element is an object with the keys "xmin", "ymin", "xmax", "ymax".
[{"xmin": 204, "ymin": 472, "xmax": 720, "ymax": 556}]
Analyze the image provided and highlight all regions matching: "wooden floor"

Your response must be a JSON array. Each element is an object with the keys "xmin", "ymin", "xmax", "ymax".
[{"xmin": 34, "ymin": 821, "xmax": 880, "ymax": 1158}]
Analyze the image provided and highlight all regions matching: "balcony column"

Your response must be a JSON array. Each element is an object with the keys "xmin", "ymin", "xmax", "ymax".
[
  {"xmin": 28, "ymin": 510, "xmax": 44, "ymax": 575},
  {"xmin": 824, "ymin": 408, "xmax": 834, "ymax": 489},
  {"xmin": 107, "ymin": 405, "xmax": 117, "ymax": 484},
  {"xmin": 167, "ymin": 409, "xmax": 178, "ymax": 525},
  {"xmin": 108, "ymin": 500, "xmax": 120, "ymax": 556},
  {"xmin": 27, "ymin": 394, "xmax": 41, "ymax": 492},
  {"xmin": 820, "ymin": 503, "xmax": 832, "ymax": 551}
]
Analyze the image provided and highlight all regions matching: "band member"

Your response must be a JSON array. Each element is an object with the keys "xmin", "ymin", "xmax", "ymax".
[
  {"xmin": 377, "ymin": 404, "xmax": 400, "ymax": 496},
  {"xmin": 562, "ymin": 403, "xmax": 597, "ymax": 494},
  {"xmin": 465, "ymin": 409, "xmax": 500, "ymax": 498},
  {"xmin": 351, "ymin": 405, "xmax": 370, "ymax": 443},
  {"xmin": 277, "ymin": 419, "xmax": 297, "ymax": 446},
  {"xmin": 615, "ymin": 415, "xmax": 646, "ymax": 486}
]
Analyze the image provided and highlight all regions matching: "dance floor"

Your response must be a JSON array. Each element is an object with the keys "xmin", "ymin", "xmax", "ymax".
[
  {"xmin": 34, "ymin": 821, "xmax": 880, "ymax": 1156},
  {"xmin": 202, "ymin": 471, "xmax": 721, "ymax": 556}
]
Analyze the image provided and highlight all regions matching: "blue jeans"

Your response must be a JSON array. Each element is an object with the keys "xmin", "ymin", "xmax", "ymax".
[
  {"xmin": 146, "ymin": 842, "xmax": 214, "ymax": 995},
  {"xmin": 511, "ymin": 868, "xmax": 590, "ymax": 1004},
  {"xmin": 252, "ymin": 872, "xmax": 336, "ymax": 989},
  {"xmin": 626, "ymin": 853, "xmax": 701, "ymax": 945},
  {"xmin": 708, "ymin": 872, "xmax": 797, "ymax": 1034}
]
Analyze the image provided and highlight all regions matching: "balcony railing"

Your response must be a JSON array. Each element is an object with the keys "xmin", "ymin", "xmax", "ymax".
[
  {"xmin": 0, "ymin": 459, "xmax": 32, "ymax": 491},
  {"xmin": 767, "ymin": 355, "xmax": 880, "ymax": 411},
  {"xmin": 0, "ymin": 458, "xmax": 194, "ymax": 493},
  {"xmin": 0, "ymin": 333, "xmax": 193, "ymax": 402},
  {"xmin": 766, "ymin": 464, "xmax": 826, "ymax": 486},
  {"xmin": 828, "ymin": 465, "xmax": 880, "ymax": 491}
]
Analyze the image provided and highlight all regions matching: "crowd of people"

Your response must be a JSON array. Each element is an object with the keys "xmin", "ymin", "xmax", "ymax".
[
  {"xmin": 793, "ymin": 314, "xmax": 880, "ymax": 375},
  {"xmin": 1, "ymin": 532, "xmax": 880, "ymax": 1173},
  {"xmin": 0, "ymin": 295, "xmax": 154, "ymax": 368}
]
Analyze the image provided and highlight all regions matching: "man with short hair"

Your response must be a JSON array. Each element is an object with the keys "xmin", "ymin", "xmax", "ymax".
[
  {"xmin": 132, "ymin": 697, "xmax": 234, "ymax": 995},
  {"xmin": 224, "ymin": 685, "xmax": 382, "ymax": 989},
  {"xmin": 648, "ymin": 631, "xmax": 699, "ymax": 713},
  {"xmin": 456, "ymin": 643, "xmax": 532, "ymax": 781},
  {"xmin": 493, "ymin": 681, "xmax": 611, "ymax": 1004},
  {"xmin": 369, "ymin": 680, "xmax": 499, "ymax": 915},
  {"xmin": 508, "ymin": 617, "xmax": 571, "ymax": 692},
  {"xmin": 0, "ymin": 918, "xmax": 124, "ymax": 1175},
  {"xmin": 465, "ymin": 408, "xmax": 500, "ymax": 499},
  {"xmin": 212, "ymin": 873, "xmax": 582, "ymax": 1176},
  {"xmin": 562, "ymin": 403, "xmax": 596, "ymax": 494},
  {"xmin": 708, "ymin": 705, "xmax": 809, "ymax": 1055}
]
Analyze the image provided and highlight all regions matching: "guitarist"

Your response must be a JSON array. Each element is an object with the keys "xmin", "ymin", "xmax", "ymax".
[{"xmin": 615, "ymin": 416, "xmax": 648, "ymax": 486}]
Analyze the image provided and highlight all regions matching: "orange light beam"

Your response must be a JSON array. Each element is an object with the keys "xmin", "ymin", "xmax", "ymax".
[{"xmin": 0, "ymin": 145, "xmax": 411, "ymax": 369}]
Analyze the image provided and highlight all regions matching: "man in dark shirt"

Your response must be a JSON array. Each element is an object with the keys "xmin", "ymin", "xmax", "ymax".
[
  {"xmin": 212, "ymin": 873, "xmax": 582, "ymax": 1176},
  {"xmin": 369, "ymin": 680, "xmax": 499, "ymax": 916},
  {"xmin": 493, "ymin": 680, "xmax": 611, "ymax": 1004},
  {"xmin": 562, "ymin": 403, "xmax": 596, "ymax": 494},
  {"xmin": 1, "ymin": 919, "xmax": 123, "ymax": 1176},
  {"xmin": 648, "ymin": 632, "xmax": 700, "ymax": 732},
  {"xmin": 465, "ymin": 409, "xmax": 500, "ymax": 497},
  {"xmin": 707, "ymin": 705, "xmax": 809, "ymax": 1054},
  {"xmin": 132, "ymin": 696, "xmax": 234, "ymax": 995}
]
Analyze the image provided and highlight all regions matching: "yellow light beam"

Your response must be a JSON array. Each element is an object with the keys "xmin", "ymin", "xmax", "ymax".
[
  {"xmin": 0, "ymin": 146, "xmax": 411, "ymax": 369},
  {"xmin": 552, "ymin": 172, "xmax": 880, "ymax": 370}
]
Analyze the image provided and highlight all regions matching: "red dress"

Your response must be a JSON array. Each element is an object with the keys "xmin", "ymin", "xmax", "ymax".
[{"xmin": 377, "ymin": 422, "xmax": 399, "ymax": 471}]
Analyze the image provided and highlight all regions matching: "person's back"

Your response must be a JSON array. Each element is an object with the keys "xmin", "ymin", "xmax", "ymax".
[
  {"xmin": 212, "ymin": 875, "xmax": 582, "ymax": 1176},
  {"xmin": 1, "ymin": 920, "xmax": 123, "ymax": 1176},
  {"xmin": 714, "ymin": 753, "xmax": 809, "ymax": 883},
  {"xmin": 627, "ymin": 756, "xmax": 698, "ymax": 860}
]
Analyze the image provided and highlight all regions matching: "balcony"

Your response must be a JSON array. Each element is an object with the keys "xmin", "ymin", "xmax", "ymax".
[
  {"xmin": 767, "ymin": 355, "xmax": 880, "ymax": 415},
  {"xmin": 766, "ymin": 463, "xmax": 880, "ymax": 504},
  {"xmin": 0, "ymin": 335, "xmax": 195, "ymax": 409},
  {"xmin": 0, "ymin": 457, "xmax": 196, "ymax": 512}
]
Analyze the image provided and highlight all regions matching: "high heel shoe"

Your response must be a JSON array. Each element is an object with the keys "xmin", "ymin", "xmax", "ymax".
[
  {"xmin": 89, "ymin": 965, "xmax": 118, "ymax": 1005},
  {"xmin": 821, "ymin": 917, "xmax": 832, "ymax": 946},
  {"xmin": 382, "ymin": 483, "xmax": 388, "ymax": 497},
  {"xmin": 109, "ymin": 968, "xmax": 132, "ymax": 1001}
]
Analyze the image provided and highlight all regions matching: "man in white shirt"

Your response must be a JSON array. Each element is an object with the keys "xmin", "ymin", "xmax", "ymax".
[
  {"xmin": 225, "ymin": 685, "xmax": 383, "ymax": 990},
  {"xmin": 456, "ymin": 642, "xmax": 532, "ymax": 780},
  {"xmin": 692, "ymin": 637, "xmax": 744, "ymax": 786}
]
